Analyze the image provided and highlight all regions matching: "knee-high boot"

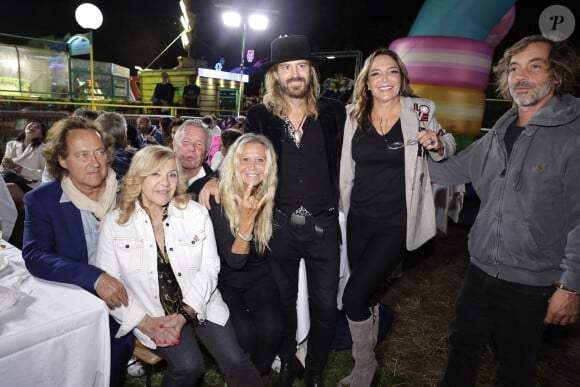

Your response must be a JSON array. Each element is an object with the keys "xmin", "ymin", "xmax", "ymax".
[{"xmin": 338, "ymin": 304, "xmax": 379, "ymax": 387}]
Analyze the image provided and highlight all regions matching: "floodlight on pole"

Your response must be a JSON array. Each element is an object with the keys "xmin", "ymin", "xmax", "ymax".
[
  {"xmin": 179, "ymin": 0, "xmax": 195, "ymax": 55},
  {"xmin": 222, "ymin": 11, "xmax": 241, "ymax": 27},
  {"xmin": 179, "ymin": 0, "xmax": 188, "ymax": 20},
  {"xmin": 222, "ymin": 10, "xmax": 270, "ymax": 116},
  {"xmin": 180, "ymin": 15, "xmax": 189, "ymax": 31},
  {"xmin": 143, "ymin": 1, "xmax": 195, "ymax": 69},
  {"xmin": 180, "ymin": 31, "xmax": 190, "ymax": 49},
  {"xmin": 75, "ymin": 3, "xmax": 103, "ymax": 111},
  {"xmin": 248, "ymin": 13, "xmax": 268, "ymax": 30}
]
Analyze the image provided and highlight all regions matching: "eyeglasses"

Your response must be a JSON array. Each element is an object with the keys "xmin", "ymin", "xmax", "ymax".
[
  {"xmin": 382, "ymin": 104, "xmax": 433, "ymax": 152},
  {"xmin": 385, "ymin": 137, "xmax": 418, "ymax": 150}
]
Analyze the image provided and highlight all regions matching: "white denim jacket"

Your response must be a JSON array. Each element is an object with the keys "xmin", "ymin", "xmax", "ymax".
[{"xmin": 96, "ymin": 200, "xmax": 228, "ymax": 348}]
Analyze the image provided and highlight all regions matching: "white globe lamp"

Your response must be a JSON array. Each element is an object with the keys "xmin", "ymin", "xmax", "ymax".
[{"xmin": 75, "ymin": 3, "xmax": 103, "ymax": 110}]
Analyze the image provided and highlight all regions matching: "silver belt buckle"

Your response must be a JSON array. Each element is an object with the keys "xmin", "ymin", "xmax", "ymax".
[
  {"xmin": 290, "ymin": 213, "xmax": 306, "ymax": 225},
  {"xmin": 290, "ymin": 206, "xmax": 311, "ymax": 225}
]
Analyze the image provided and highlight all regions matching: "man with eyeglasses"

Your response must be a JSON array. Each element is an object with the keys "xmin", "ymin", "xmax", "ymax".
[{"xmin": 430, "ymin": 35, "xmax": 580, "ymax": 387}]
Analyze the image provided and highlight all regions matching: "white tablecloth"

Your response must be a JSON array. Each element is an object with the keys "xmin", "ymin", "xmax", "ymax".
[
  {"xmin": 0, "ymin": 178, "xmax": 18, "ymax": 241},
  {"xmin": 0, "ymin": 240, "xmax": 111, "ymax": 387}
]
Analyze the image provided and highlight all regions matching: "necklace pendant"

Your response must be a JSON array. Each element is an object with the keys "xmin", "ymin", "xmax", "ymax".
[
  {"xmin": 294, "ymin": 127, "xmax": 303, "ymax": 145},
  {"xmin": 285, "ymin": 116, "xmax": 304, "ymax": 147}
]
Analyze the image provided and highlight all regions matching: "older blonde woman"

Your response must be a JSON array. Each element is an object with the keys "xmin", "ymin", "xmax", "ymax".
[{"xmin": 96, "ymin": 145, "xmax": 261, "ymax": 387}]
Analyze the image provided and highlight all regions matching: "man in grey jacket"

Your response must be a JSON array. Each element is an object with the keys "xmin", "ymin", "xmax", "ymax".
[{"xmin": 429, "ymin": 35, "xmax": 580, "ymax": 387}]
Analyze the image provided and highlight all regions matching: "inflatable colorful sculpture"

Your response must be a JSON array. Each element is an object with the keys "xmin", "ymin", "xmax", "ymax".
[{"xmin": 389, "ymin": 0, "xmax": 516, "ymax": 136}]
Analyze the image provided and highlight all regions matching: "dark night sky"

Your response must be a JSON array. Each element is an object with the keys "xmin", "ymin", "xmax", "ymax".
[{"xmin": 1, "ymin": 0, "xmax": 577, "ymax": 78}]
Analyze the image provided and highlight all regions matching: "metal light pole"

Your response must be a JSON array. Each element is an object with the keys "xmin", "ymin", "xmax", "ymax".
[
  {"xmin": 75, "ymin": 3, "xmax": 103, "ymax": 111},
  {"xmin": 237, "ymin": 22, "xmax": 247, "ymax": 117},
  {"xmin": 221, "ymin": 9, "xmax": 271, "ymax": 116}
]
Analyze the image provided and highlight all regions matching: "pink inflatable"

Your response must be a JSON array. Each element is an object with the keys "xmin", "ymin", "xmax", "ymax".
[
  {"xmin": 486, "ymin": 6, "xmax": 516, "ymax": 47},
  {"xmin": 389, "ymin": 36, "xmax": 493, "ymax": 90},
  {"xmin": 393, "ymin": 1, "xmax": 516, "ymax": 137}
]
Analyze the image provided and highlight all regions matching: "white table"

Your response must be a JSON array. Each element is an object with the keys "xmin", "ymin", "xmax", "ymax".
[
  {"xmin": 0, "ymin": 177, "xmax": 18, "ymax": 241},
  {"xmin": 0, "ymin": 240, "xmax": 111, "ymax": 387}
]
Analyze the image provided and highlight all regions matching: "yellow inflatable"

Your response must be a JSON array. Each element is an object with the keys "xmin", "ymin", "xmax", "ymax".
[{"xmin": 411, "ymin": 84, "xmax": 485, "ymax": 136}]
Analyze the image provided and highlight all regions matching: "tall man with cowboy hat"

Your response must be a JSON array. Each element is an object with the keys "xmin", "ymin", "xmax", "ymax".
[{"xmin": 199, "ymin": 34, "xmax": 346, "ymax": 387}]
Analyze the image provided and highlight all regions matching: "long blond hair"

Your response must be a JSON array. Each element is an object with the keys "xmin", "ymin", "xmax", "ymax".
[
  {"xmin": 116, "ymin": 145, "xmax": 190, "ymax": 225},
  {"xmin": 262, "ymin": 62, "xmax": 321, "ymax": 120},
  {"xmin": 219, "ymin": 133, "xmax": 277, "ymax": 254}
]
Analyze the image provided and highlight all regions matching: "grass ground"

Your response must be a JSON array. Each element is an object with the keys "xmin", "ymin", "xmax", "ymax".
[{"xmin": 123, "ymin": 199, "xmax": 580, "ymax": 386}]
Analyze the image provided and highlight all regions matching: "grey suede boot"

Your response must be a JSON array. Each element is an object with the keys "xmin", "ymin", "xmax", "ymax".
[{"xmin": 338, "ymin": 305, "xmax": 379, "ymax": 387}]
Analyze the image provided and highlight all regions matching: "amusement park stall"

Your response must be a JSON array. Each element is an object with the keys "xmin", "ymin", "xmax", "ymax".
[{"xmin": 0, "ymin": 42, "xmax": 131, "ymax": 102}]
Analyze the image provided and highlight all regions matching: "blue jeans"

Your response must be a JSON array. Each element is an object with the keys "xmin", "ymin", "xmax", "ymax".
[
  {"xmin": 153, "ymin": 320, "xmax": 262, "ymax": 387},
  {"xmin": 440, "ymin": 264, "xmax": 553, "ymax": 387}
]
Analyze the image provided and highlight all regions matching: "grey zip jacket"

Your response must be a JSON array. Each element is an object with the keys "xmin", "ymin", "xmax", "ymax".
[{"xmin": 428, "ymin": 94, "xmax": 580, "ymax": 291}]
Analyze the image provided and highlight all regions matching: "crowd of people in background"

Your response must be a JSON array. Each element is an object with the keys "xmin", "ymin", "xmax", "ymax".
[{"xmin": 1, "ymin": 32, "xmax": 578, "ymax": 387}]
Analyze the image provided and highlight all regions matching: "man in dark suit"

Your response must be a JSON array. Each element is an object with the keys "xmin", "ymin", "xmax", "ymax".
[{"xmin": 22, "ymin": 116, "xmax": 134, "ymax": 387}]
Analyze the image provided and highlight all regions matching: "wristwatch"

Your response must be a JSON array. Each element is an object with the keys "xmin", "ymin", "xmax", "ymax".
[{"xmin": 554, "ymin": 282, "xmax": 579, "ymax": 295}]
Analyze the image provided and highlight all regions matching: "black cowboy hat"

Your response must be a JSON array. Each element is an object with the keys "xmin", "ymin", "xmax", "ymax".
[{"xmin": 260, "ymin": 35, "xmax": 323, "ymax": 70}]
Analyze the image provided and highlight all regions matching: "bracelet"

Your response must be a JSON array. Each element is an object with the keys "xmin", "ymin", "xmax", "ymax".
[
  {"xmin": 181, "ymin": 304, "xmax": 207, "ymax": 327},
  {"xmin": 237, "ymin": 231, "xmax": 254, "ymax": 242},
  {"xmin": 182, "ymin": 304, "xmax": 196, "ymax": 318},
  {"xmin": 209, "ymin": 172, "xmax": 220, "ymax": 182},
  {"xmin": 554, "ymin": 282, "xmax": 579, "ymax": 295},
  {"xmin": 179, "ymin": 310, "xmax": 193, "ymax": 324}
]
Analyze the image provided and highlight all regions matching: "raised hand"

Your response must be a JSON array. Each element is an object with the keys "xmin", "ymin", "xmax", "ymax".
[{"xmin": 235, "ymin": 182, "xmax": 267, "ymax": 225}]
